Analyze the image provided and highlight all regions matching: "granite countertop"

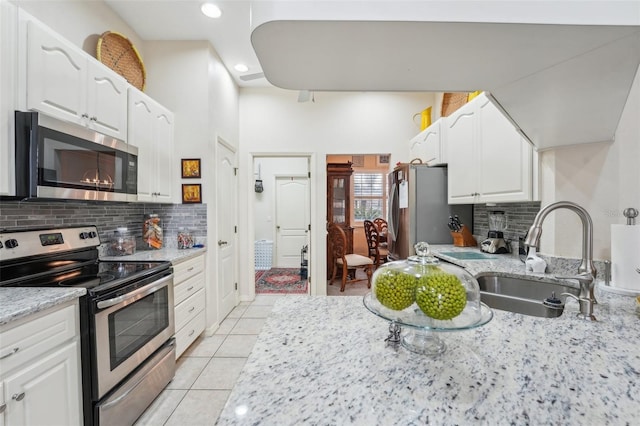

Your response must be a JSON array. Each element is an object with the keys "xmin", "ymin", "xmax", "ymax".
[
  {"xmin": 100, "ymin": 246, "xmax": 207, "ymax": 264},
  {"xmin": 429, "ymin": 244, "xmax": 581, "ymax": 284},
  {"xmin": 217, "ymin": 247, "xmax": 640, "ymax": 425},
  {"xmin": 0, "ymin": 287, "xmax": 86, "ymax": 326}
]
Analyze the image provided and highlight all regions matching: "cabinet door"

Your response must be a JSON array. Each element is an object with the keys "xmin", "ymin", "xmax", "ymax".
[
  {"xmin": 4, "ymin": 341, "xmax": 82, "ymax": 426},
  {"xmin": 154, "ymin": 107, "xmax": 174, "ymax": 202},
  {"xmin": 478, "ymin": 100, "xmax": 533, "ymax": 202},
  {"xmin": 87, "ymin": 61, "xmax": 128, "ymax": 140},
  {"xmin": 447, "ymin": 108, "xmax": 478, "ymax": 204},
  {"xmin": 0, "ymin": 0, "xmax": 17, "ymax": 196},
  {"xmin": 128, "ymin": 90, "xmax": 155, "ymax": 202},
  {"xmin": 26, "ymin": 20, "xmax": 86, "ymax": 125},
  {"xmin": 409, "ymin": 119, "xmax": 445, "ymax": 166},
  {"xmin": 0, "ymin": 382, "xmax": 5, "ymax": 426}
]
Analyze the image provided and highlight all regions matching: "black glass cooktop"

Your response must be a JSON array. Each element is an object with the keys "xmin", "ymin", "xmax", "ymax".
[{"xmin": 1, "ymin": 259, "xmax": 170, "ymax": 292}]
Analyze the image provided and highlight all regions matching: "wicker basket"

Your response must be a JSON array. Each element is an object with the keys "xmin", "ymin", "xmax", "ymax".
[
  {"xmin": 97, "ymin": 31, "xmax": 146, "ymax": 91},
  {"xmin": 441, "ymin": 92, "xmax": 470, "ymax": 117}
]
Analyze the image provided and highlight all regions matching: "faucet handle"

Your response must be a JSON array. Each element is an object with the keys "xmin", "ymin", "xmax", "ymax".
[{"xmin": 554, "ymin": 272, "xmax": 594, "ymax": 285}]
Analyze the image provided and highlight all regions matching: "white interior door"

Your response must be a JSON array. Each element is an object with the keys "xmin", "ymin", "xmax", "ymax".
[
  {"xmin": 275, "ymin": 176, "xmax": 310, "ymax": 268},
  {"xmin": 216, "ymin": 140, "xmax": 237, "ymax": 319}
]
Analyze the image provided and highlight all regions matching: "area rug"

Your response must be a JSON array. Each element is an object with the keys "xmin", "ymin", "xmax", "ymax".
[{"xmin": 255, "ymin": 268, "xmax": 308, "ymax": 294}]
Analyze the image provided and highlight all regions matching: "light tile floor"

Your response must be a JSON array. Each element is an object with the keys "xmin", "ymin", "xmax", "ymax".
[{"xmin": 135, "ymin": 294, "xmax": 285, "ymax": 426}]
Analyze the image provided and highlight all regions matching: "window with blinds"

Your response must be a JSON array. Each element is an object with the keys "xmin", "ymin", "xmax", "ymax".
[{"xmin": 353, "ymin": 172, "xmax": 387, "ymax": 221}]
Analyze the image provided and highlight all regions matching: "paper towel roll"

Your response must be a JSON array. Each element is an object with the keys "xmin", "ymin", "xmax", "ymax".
[{"xmin": 611, "ymin": 224, "xmax": 640, "ymax": 291}]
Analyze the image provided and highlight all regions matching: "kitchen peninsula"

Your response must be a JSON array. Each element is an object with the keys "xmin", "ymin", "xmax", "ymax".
[{"xmin": 217, "ymin": 265, "xmax": 639, "ymax": 425}]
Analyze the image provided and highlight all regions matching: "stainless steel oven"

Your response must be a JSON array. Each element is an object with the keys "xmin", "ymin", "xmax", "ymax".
[
  {"xmin": 0, "ymin": 226, "xmax": 175, "ymax": 426},
  {"xmin": 93, "ymin": 272, "xmax": 174, "ymax": 399},
  {"xmin": 12, "ymin": 111, "xmax": 138, "ymax": 202}
]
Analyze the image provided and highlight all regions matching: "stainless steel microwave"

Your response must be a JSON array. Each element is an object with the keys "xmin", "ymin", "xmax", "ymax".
[{"xmin": 14, "ymin": 111, "xmax": 138, "ymax": 202}]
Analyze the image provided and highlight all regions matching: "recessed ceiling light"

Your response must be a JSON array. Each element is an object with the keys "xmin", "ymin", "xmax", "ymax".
[
  {"xmin": 234, "ymin": 64, "xmax": 249, "ymax": 73},
  {"xmin": 201, "ymin": 3, "xmax": 222, "ymax": 19}
]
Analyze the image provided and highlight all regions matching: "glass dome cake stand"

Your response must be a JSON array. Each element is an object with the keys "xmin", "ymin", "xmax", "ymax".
[
  {"xmin": 362, "ymin": 242, "xmax": 493, "ymax": 356},
  {"xmin": 363, "ymin": 293, "xmax": 493, "ymax": 356}
]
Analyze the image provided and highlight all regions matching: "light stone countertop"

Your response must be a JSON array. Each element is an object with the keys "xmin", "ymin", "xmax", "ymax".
[
  {"xmin": 100, "ymin": 247, "xmax": 207, "ymax": 264},
  {"xmin": 0, "ymin": 287, "xmax": 86, "ymax": 325},
  {"xmin": 217, "ymin": 246, "xmax": 640, "ymax": 425}
]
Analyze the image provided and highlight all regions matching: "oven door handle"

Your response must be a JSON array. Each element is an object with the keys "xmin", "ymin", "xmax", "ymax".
[{"xmin": 96, "ymin": 274, "xmax": 172, "ymax": 309}]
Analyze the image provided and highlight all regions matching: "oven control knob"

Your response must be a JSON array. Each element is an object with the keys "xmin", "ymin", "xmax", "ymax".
[
  {"xmin": 79, "ymin": 232, "xmax": 88, "ymax": 239},
  {"xmin": 4, "ymin": 239, "xmax": 18, "ymax": 249},
  {"xmin": 89, "ymin": 231, "xmax": 98, "ymax": 239}
]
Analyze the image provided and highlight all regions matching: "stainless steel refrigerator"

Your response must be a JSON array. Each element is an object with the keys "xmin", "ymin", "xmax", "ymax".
[{"xmin": 388, "ymin": 164, "xmax": 473, "ymax": 260}]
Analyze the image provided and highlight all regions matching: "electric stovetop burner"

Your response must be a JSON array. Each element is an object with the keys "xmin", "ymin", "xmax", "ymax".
[{"xmin": 7, "ymin": 260, "xmax": 169, "ymax": 293}]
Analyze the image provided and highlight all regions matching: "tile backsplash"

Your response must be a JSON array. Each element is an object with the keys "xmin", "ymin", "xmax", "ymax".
[
  {"xmin": 0, "ymin": 201, "xmax": 207, "ymax": 250},
  {"xmin": 473, "ymin": 202, "xmax": 541, "ymax": 242}
]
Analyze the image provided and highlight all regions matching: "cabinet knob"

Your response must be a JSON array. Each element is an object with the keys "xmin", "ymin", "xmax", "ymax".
[
  {"xmin": 90, "ymin": 116, "xmax": 97, "ymax": 121},
  {"xmin": 0, "ymin": 403, "xmax": 6, "ymax": 413},
  {"xmin": 12, "ymin": 392, "xmax": 25, "ymax": 402},
  {"xmin": 81, "ymin": 113, "xmax": 89, "ymax": 119}
]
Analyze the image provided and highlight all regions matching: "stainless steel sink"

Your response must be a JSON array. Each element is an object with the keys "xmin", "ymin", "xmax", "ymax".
[{"xmin": 477, "ymin": 274, "xmax": 580, "ymax": 318}]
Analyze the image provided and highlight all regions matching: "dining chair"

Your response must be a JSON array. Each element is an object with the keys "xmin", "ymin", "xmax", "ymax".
[
  {"xmin": 364, "ymin": 219, "xmax": 389, "ymax": 270},
  {"xmin": 373, "ymin": 217, "xmax": 388, "ymax": 247},
  {"xmin": 327, "ymin": 222, "xmax": 373, "ymax": 292}
]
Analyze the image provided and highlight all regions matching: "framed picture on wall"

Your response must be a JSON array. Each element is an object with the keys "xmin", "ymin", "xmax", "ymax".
[
  {"xmin": 182, "ymin": 184, "xmax": 202, "ymax": 204},
  {"xmin": 181, "ymin": 159, "xmax": 201, "ymax": 178}
]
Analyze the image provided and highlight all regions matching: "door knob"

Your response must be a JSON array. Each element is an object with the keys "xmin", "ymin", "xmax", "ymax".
[
  {"xmin": 12, "ymin": 392, "xmax": 25, "ymax": 401},
  {"xmin": 276, "ymin": 225, "xmax": 280, "ymax": 229},
  {"xmin": 218, "ymin": 240, "xmax": 228, "ymax": 246}
]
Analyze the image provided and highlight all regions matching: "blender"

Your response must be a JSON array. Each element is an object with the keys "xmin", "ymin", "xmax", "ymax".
[{"xmin": 481, "ymin": 210, "xmax": 509, "ymax": 254}]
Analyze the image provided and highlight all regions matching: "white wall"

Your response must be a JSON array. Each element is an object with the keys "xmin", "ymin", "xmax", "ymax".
[
  {"xmin": 539, "ymin": 67, "xmax": 640, "ymax": 261},
  {"xmin": 239, "ymin": 88, "xmax": 437, "ymax": 298},
  {"xmin": 143, "ymin": 40, "xmax": 240, "ymax": 332},
  {"xmin": 253, "ymin": 156, "xmax": 309, "ymax": 241},
  {"xmin": 14, "ymin": 0, "xmax": 145, "ymax": 58}
]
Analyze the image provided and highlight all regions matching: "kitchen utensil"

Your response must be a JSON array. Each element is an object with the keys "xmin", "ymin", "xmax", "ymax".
[
  {"xmin": 453, "ymin": 215, "xmax": 462, "ymax": 230},
  {"xmin": 482, "ymin": 210, "xmax": 509, "ymax": 254}
]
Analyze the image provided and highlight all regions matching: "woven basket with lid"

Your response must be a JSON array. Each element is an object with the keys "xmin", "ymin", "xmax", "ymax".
[{"xmin": 97, "ymin": 31, "xmax": 146, "ymax": 91}]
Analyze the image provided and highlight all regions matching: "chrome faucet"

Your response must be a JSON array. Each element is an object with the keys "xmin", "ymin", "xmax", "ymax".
[{"xmin": 524, "ymin": 201, "xmax": 598, "ymax": 321}]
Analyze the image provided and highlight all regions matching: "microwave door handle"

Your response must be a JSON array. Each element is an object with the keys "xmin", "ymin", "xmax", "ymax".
[{"xmin": 96, "ymin": 274, "xmax": 172, "ymax": 309}]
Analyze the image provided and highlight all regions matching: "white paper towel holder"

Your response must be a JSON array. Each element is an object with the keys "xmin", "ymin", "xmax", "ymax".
[{"xmin": 599, "ymin": 207, "xmax": 640, "ymax": 296}]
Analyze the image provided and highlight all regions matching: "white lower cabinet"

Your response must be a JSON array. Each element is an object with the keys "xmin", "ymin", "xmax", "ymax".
[
  {"xmin": 447, "ymin": 93, "xmax": 535, "ymax": 204},
  {"xmin": 0, "ymin": 302, "xmax": 82, "ymax": 426},
  {"xmin": 172, "ymin": 253, "xmax": 206, "ymax": 358}
]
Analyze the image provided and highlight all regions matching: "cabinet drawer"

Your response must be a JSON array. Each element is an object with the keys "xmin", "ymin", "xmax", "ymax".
[
  {"xmin": 175, "ymin": 288, "xmax": 205, "ymax": 331},
  {"xmin": 174, "ymin": 272, "xmax": 204, "ymax": 306},
  {"xmin": 175, "ymin": 310, "xmax": 205, "ymax": 359},
  {"xmin": 0, "ymin": 303, "xmax": 78, "ymax": 375},
  {"xmin": 172, "ymin": 255, "xmax": 204, "ymax": 284}
]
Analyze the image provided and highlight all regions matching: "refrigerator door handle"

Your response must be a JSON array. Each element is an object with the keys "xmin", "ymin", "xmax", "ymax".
[{"xmin": 388, "ymin": 181, "xmax": 398, "ymax": 241}]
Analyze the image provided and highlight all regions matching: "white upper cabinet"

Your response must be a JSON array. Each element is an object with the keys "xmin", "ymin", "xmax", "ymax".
[
  {"xmin": 128, "ymin": 88, "xmax": 175, "ymax": 203},
  {"xmin": 0, "ymin": 0, "xmax": 17, "ymax": 196},
  {"xmin": 447, "ymin": 93, "xmax": 535, "ymax": 204},
  {"xmin": 26, "ymin": 20, "xmax": 127, "ymax": 141},
  {"xmin": 408, "ymin": 118, "xmax": 446, "ymax": 166}
]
